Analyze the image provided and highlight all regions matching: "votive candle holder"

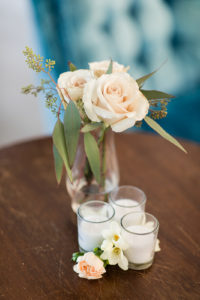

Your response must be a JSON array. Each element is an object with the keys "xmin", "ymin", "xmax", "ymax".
[
  {"xmin": 109, "ymin": 186, "xmax": 146, "ymax": 223},
  {"xmin": 121, "ymin": 211, "xmax": 159, "ymax": 270},
  {"xmin": 77, "ymin": 200, "xmax": 115, "ymax": 252}
]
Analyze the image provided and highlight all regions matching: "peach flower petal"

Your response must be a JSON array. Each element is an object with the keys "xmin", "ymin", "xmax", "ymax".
[{"xmin": 73, "ymin": 252, "xmax": 106, "ymax": 280}]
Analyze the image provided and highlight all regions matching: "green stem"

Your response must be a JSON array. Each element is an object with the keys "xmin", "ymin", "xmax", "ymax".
[
  {"xmin": 101, "ymin": 128, "xmax": 107, "ymax": 188},
  {"xmin": 84, "ymin": 157, "xmax": 93, "ymax": 185}
]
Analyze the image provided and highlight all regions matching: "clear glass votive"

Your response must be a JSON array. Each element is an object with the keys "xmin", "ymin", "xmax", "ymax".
[
  {"xmin": 121, "ymin": 212, "xmax": 159, "ymax": 270},
  {"xmin": 109, "ymin": 186, "xmax": 146, "ymax": 223},
  {"xmin": 77, "ymin": 200, "xmax": 115, "ymax": 252}
]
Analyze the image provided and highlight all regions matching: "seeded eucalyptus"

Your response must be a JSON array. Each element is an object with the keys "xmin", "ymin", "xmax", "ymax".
[
  {"xmin": 23, "ymin": 46, "xmax": 55, "ymax": 72},
  {"xmin": 21, "ymin": 47, "xmax": 62, "ymax": 116}
]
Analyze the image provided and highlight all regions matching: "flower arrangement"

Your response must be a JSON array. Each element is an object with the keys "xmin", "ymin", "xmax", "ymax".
[
  {"xmin": 22, "ymin": 47, "xmax": 186, "ymax": 280},
  {"xmin": 22, "ymin": 47, "xmax": 186, "ymax": 190}
]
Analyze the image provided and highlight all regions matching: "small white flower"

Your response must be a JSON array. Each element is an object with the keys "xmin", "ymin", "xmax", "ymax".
[
  {"xmin": 100, "ymin": 244, "xmax": 128, "ymax": 271},
  {"xmin": 100, "ymin": 221, "xmax": 129, "ymax": 270},
  {"xmin": 101, "ymin": 221, "xmax": 129, "ymax": 250}
]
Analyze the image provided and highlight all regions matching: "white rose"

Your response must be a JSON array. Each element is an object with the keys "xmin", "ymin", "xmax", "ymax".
[
  {"xmin": 57, "ymin": 69, "xmax": 93, "ymax": 102},
  {"xmin": 89, "ymin": 60, "xmax": 129, "ymax": 78},
  {"xmin": 83, "ymin": 72, "xmax": 149, "ymax": 132}
]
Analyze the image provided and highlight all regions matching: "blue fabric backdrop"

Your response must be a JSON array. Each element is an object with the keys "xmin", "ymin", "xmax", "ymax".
[{"xmin": 31, "ymin": 0, "xmax": 200, "ymax": 142}]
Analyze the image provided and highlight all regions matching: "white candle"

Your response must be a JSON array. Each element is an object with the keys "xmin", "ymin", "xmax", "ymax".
[
  {"xmin": 122, "ymin": 225, "xmax": 155, "ymax": 264},
  {"xmin": 78, "ymin": 215, "xmax": 110, "ymax": 252},
  {"xmin": 78, "ymin": 201, "xmax": 115, "ymax": 252},
  {"xmin": 111, "ymin": 199, "xmax": 143, "ymax": 223}
]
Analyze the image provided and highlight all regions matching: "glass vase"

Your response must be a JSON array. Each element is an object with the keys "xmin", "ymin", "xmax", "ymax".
[{"xmin": 66, "ymin": 128, "xmax": 119, "ymax": 213}]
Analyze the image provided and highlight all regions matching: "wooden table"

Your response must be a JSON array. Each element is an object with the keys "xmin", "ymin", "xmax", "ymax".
[{"xmin": 0, "ymin": 133, "xmax": 199, "ymax": 300}]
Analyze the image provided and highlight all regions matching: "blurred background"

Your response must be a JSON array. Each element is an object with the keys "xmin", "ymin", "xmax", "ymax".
[{"xmin": 0, "ymin": 0, "xmax": 200, "ymax": 148}]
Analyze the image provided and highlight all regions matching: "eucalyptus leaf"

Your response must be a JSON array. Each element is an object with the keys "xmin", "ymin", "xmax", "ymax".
[
  {"xmin": 68, "ymin": 62, "xmax": 77, "ymax": 72},
  {"xmin": 141, "ymin": 89, "xmax": 175, "ymax": 100},
  {"xmin": 64, "ymin": 101, "xmax": 81, "ymax": 167},
  {"xmin": 81, "ymin": 122, "xmax": 102, "ymax": 133},
  {"xmin": 52, "ymin": 119, "xmax": 72, "ymax": 181},
  {"xmin": 53, "ymin": 144, "xmax": 63, "ymax": 184},
  {"xmin": 106, "ymin": 59, "xmax": 113, "ymax": 74},
  {"xmin": 136, "ymin": 60, "xmax": 167, "ymax": 88},
  {"xmin": 144, "ymin": 116, "xmax": 187, "ymax": 153},
  {"xmin": 84, "ymin": 132, "xmax": 101, "ymax": 184}
]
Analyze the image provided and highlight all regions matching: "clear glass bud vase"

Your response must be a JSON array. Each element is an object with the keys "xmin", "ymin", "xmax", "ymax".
[{"xmin": 66, "ymin": 128, "xmax": 119, "ymax": 213}]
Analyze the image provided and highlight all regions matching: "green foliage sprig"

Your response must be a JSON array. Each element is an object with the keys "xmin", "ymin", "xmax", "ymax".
[
  {"xmin": 21, "ymin": 79, "xmax": 60, "ymax": 116},
  {"xmin": 149, "ymin": 99, "xmax": 169, "ymax": 120},
  {"xmin": 135, "ymin": 66, "xmax": 186, "ymax": 152},
  {"xmin": 134, "ymin": 65, "xmax": 174, "ymax": 126},
  {"xmin": 45, "ymin": 93, "xmax": 59, "ymax": 115},
  {"xmin": 141, "ymin": 89, "xmax": 175, "ymax": 121},
  {"xmin": 22, "ymin": 47, "xmax": 105, "ymax": 185},
  {"xmin": 22, "ymin": 46, "xmax": 65, "ymax": 116}
]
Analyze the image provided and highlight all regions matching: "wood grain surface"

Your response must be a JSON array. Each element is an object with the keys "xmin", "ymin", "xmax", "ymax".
[{"xmin": 0, "ymin": 133, "xmax": 199, "ymax": 300}]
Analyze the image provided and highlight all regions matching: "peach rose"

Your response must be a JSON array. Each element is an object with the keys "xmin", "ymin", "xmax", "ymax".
[
  {"xmin": 89, "ymin": 60, "xmax": 129, "ymax": 77},
  {"xmin": 73, "ymin": 252, "xmax": 106, "ymax": 280},
  {"xmin": 57, "ymin": 69, "xmax": 93, "ymax": 102},
  {"xmin": 83, "ymin": 72, "xmax": 149, "ymax": 132}
]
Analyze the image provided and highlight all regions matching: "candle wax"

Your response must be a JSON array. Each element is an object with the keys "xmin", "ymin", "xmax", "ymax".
[
  {"xmin": 112, "ymin": 199, "xmax": 143, "ymax": 223},
  {"xmin": 123, "ymin": 225, "xmax": 155, "ymax": 264},
  {"xmin": 78, "ymin": 215, "xmax": 109, "ymax": 252}
]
